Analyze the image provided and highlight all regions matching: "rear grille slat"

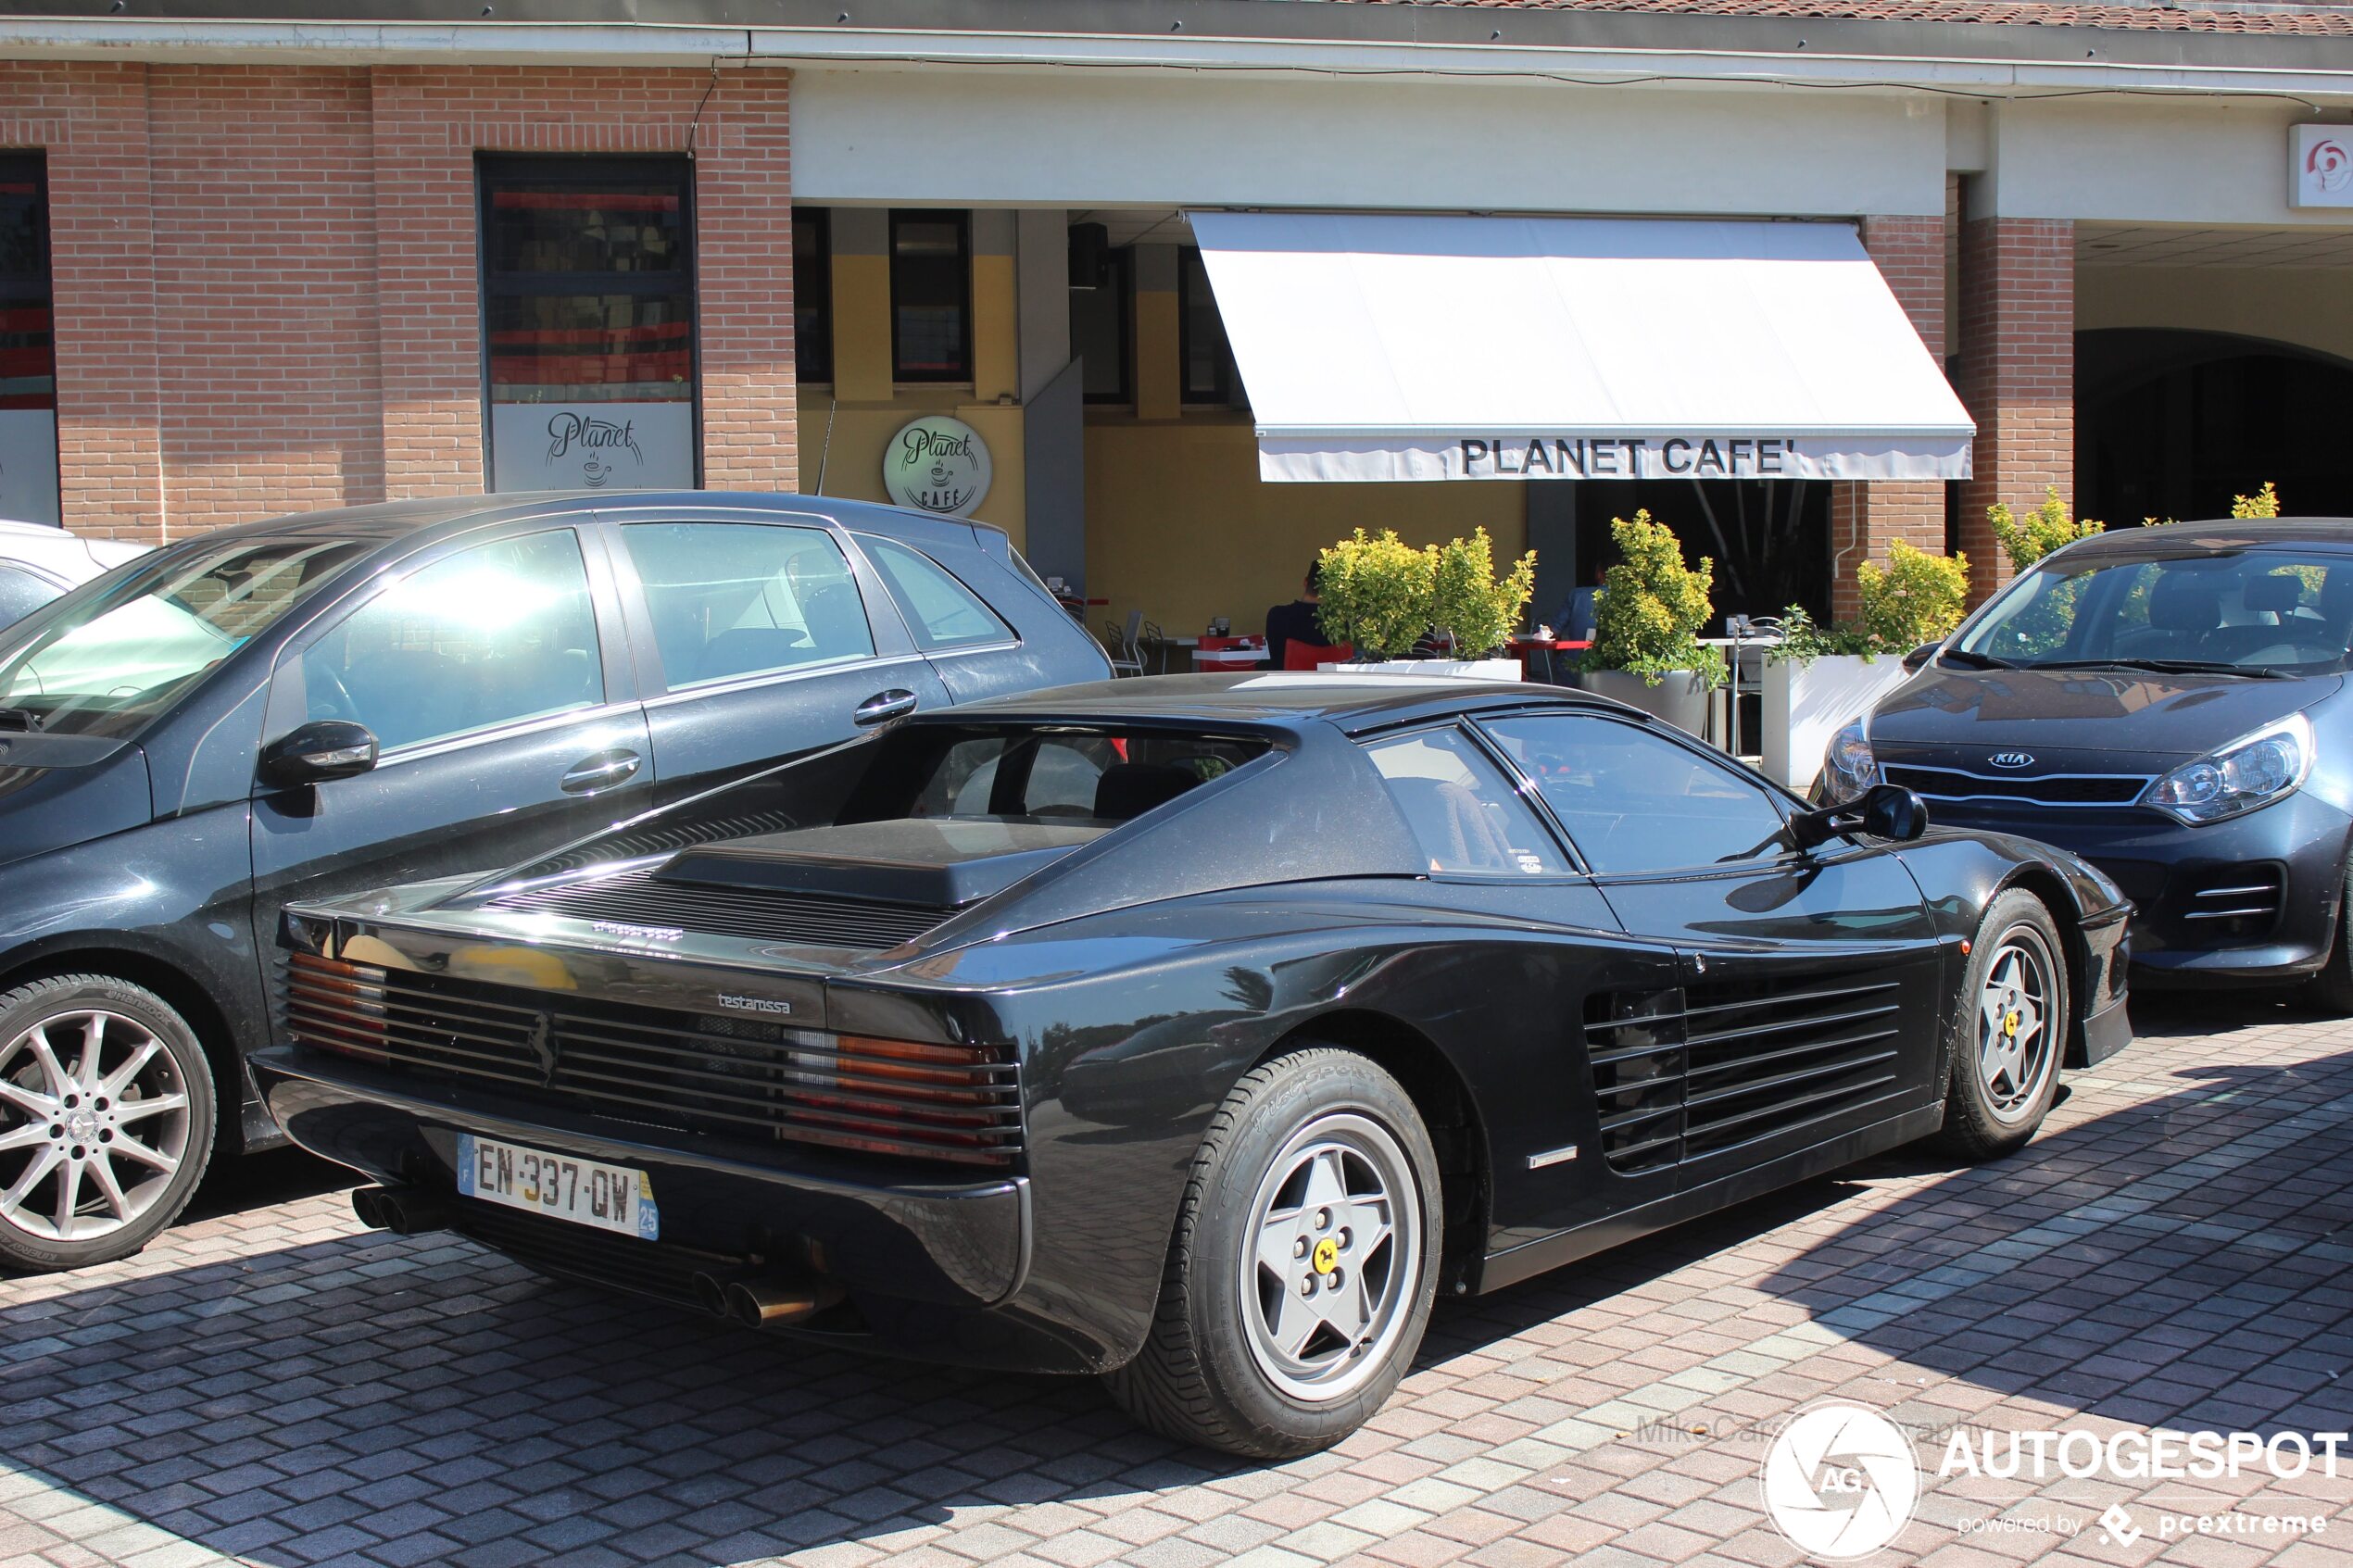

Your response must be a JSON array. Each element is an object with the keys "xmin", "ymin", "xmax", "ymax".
[
  {"xmin": 283, "ymin": 962, "xmax": 1023, "ymax": 1171},
  {"xmin": 485, "ymin": 864, "xmax": 955, "ymax": 950},
  {"xmin": 1584, "ymin": 972, "xmax": 1909, "ymax": 1173}
]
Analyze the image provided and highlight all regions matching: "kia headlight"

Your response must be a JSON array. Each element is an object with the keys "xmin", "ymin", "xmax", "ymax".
[
  {"xmin": 1819, "ymin": 719, "xmax": 1878, "ymax": 805},
  {"xmin": 2144, "ymin": 712, "xmax": 2315, "ymax": 825}
]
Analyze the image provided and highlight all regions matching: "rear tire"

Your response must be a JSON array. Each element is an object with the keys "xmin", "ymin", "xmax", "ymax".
[
  {"xmin": 0, "ymin": 974, "xmax": 217, "ymax": 1273},
  {"xmin": 1102, "ymin": 1047, "xmax": 1441, "ymax": 1458},
  {"xmin": 1936, "ymin": 892, "xmax": 2068, "ymax": 1161}
]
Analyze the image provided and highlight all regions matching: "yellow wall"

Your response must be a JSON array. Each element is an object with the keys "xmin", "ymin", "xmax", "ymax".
[
  {"xmin": 1084, "ymin": 415, "xmax": 1526, "ymax": 642},
  {"xmin": 2077, "ymin": 265, "xmax": 2353, "ymax": 363}
]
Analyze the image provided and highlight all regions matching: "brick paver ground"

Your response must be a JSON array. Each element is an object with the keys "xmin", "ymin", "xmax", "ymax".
[{"xmin": 1, "ymin": 994, "xmax": 2348, "ymax": 1568}]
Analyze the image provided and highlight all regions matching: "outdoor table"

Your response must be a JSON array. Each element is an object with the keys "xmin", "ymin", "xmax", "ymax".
[
  {"xmin": 1508, "ymin": 635, "xmax": 1589, "ymax": 684},
  {"xmin": 1190, "ymin": 635, "xmax": 1266, "ymax": 671}
]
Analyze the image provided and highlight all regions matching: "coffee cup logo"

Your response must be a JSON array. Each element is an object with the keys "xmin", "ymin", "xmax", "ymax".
[{"xmin": 883, "ymin": 416, "xmax": 992, "ymax": 518}]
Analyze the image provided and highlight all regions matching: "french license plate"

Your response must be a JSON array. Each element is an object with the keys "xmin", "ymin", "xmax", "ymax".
[{"xmin": 455, "ymin": 1133, "xmax": 660, "ymax": 1241}]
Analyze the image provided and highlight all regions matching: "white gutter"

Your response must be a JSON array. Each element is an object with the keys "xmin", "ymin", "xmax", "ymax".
[{"xmin": 1, "ymin": 18, "xmax": 2351, "ymax": 101}]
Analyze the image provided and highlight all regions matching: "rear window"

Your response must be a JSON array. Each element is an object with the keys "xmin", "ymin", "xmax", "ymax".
[
  {"xmin": 857, "ymin": 534, "xmax": 1011, "ymax": 651},
  {"xmin": 904, "ymin": 728, "xmax": 1266, "ymax": 823}
]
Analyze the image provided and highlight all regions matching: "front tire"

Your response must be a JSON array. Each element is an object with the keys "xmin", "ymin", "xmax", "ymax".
[
  {"xmin": 1103, "ymin": 1047, "xmax": 1441, "ymax": 1458},
  {"xmin": 1937, "ymin": 892, "xmax": 2068, "ymax": 1160},
  {"xmin": 0, "ymin": 975, "xmax": 217, "ymax": 1273},
  {"xmin": 2302, "ymin": 866, "xmax": 2353, "ymax": 1014}
]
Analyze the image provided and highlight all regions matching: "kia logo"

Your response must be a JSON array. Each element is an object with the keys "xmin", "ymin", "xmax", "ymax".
[{"xmin": 1988, "ymin": 751, "xmax": 2035, "ymax": 770}]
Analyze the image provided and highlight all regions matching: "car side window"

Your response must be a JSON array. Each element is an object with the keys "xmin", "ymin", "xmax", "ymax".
[
  {"xmin": 1479, "ymin": 712, "xmax": 1788, "ymax": 875},
  {"xmin": 620, "ymin": 522, "xmax": 876, "ymax": 691},
  {"xmin": 856, "ymin": 534, "xmax": 1011, "ymax": 651},
  {"xmin": 301, "ymin": 529, "xmax": 603, "ymax": 753},
  {"xmin": 1363, "ymin": 726, "xmax": 1567, "ymax": 876},
  {"xmin": 0, "ymin": 564, "xmax": 59, "ymax": 626}
]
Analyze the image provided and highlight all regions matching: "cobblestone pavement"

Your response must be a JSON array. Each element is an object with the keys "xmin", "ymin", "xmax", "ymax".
[{"xmin": 2, "ymin": 995, "xmax": 2350, "ymax": 1568}]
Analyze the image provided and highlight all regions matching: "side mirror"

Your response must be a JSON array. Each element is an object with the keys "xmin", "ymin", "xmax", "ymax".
[
  {"xmin": 259, "ymin": 720, "xmax": 378, "ymax": 787},
  {"xmin": 1902, "ymin": 643, "xmax": 1942, "ymax": 673},
  {"xmin": 1789, "ymin": 784, "xmax": 1930, "ymax": 851}
]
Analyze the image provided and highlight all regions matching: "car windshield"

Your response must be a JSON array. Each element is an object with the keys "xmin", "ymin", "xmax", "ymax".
[
  {"xmin": 0, "ymin": 534, "xmax": 369, "ymax": 738},
  {"xmin": 1951, "ymin": 543, "xmax": 2353, "ymax": 677}
]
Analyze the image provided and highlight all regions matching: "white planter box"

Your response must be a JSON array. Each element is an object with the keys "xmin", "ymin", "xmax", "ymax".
[
  {"xmin": 1319, "ymin": 659, "xmax": 1523, "ymax": 681},
  {"xmin": 1761, "ymin": 654, "xmax": 1913, "ymax": 789}
]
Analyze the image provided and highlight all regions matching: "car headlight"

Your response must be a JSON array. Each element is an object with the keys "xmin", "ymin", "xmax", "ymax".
[
  {"xmin": 2144, "ymin": 711, "xmax": 2315, "ymax": 824},
  {"xmin": 1819, "ymin": 718, "xmax": 1878, "ymax": 805}
]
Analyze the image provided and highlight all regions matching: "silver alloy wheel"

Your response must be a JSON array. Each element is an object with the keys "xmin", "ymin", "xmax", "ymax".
[
  {"xmin": 1238, "ymin": 1110, "xmax": 1423, "ymax": 1403},
  {"xmin": 0, "ymin": 1010, "xmax": 191, "ymax": 1243},
  {"xmin": 1976, "ymin": 928, "xmax": 2059, "ymax": 1125}
]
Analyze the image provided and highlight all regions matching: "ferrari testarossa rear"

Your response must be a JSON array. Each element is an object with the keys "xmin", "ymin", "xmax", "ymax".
[{"xmin": 255, "ymin": 674, "xmax": 2130, "ymax": 1456}]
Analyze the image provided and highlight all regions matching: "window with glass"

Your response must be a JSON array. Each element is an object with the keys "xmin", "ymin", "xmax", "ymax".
[
  {"xmin": 855, "ymin": 534, "xmax": 1009, "ymax": 651},
  {"xmin": 301, "ymin": 532, "xmax": 602, "ymax": 753},
  {"xmin": 1364, "ymin": 727, "xmax": 1567, "ymax": 876},
  {"xmin": 1070, "ymin": 245, "xmax": 1133, "ymax": 407},
  {"xmin": 793, "ymin": 206, "xmax": 833, "ymax": 384},
  {"xmin": 1177, "ymin": 245, "xmax": 1245, "ymax": 408},
  {"xmin": 1951, "ymin": 545, "xmax": 2353, "ymax": 675},
  {"xmin": 620, "ymin": 522, "xmax": 875, "ymax": 690},
  {"xmin": 0, "ymin": 154, "xmax": 57, "ymax": 525},
  {"xmin": 907, "ymin": 727, "xmax": 1265, "ymax": 822},
  {"xmin": 0, "ymin": 564, "xmax": 57, "ymax": 627},
  {"xmin": 0, "ymin": 535, "xmax": 368, "ymax": 741},
  {"xmin": 479, "ymin": 157, "xmax": 697, "ymax": 492},
  {"xmin": 1478, "ymin": 713, "xmax": 1788, "ymax": 875},
  {"xmin": 890, "ymin": 210, "xmax": 971, "ymax": 383}
]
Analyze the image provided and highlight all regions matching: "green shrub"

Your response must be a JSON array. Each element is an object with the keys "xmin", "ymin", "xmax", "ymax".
[
  {"xmin": 1584, "ymin": 511, "xmax": 1728, "ymax": 688},
  {"xmin": 1988, "ymin": 487, "xmax": 2103, "ymax": 571},
  {"xmin": 1315, "ymin": 528, "xmax": 1436, "ymax": 660},
  {"xmin": 1768, "ymin": 604, "xmax": 1879, "ymax": 665},
  {"xmin": 1856, "ymin": 541, "xmax": 1969, "ymax": 652},
  {"xmin": 2232, "ymin": 482, "xmax": 2282, "ymax": 520},
  {"xmin": 1428, "ymin": 527, "xmax": 1536, "ymax": 659}
]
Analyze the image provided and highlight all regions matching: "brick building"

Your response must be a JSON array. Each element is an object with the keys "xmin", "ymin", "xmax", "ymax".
[{"xmin": 1, "ymin": 0, "xmax": 2349, "ymax": 629}]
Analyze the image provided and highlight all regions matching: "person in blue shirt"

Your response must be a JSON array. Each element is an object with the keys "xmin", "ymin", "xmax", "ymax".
[
  {"xmin": 1264, "ymin": 560, "xmax": 1326, "ymax": 669},
  {"xmin": 1553, "ymin": 562, "xmax": 1608, "ymax": 642}
]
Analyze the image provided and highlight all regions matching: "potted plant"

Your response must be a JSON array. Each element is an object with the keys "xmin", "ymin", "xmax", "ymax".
[
  {"xmin": 1315, "ymin": 527, "xmax": 1532, "ymax": 679},
  {"xmin": 1761, "ymin": 542, "xmax": 1969, "ymax": 788},
  {"xmin": 1579, "ymin": 511, "xmax": 1726, "ymax": 733}
]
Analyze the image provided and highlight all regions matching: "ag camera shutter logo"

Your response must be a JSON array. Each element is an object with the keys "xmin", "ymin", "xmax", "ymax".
[{"xmin": 1761, "ymin": 1402, "xmax": 1921, "ymax": 1559}]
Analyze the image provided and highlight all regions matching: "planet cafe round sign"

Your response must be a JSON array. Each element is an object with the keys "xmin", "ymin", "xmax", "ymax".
[{"xmin": 883, "ymin": 415, "xmax": 992, "ymax": 518}]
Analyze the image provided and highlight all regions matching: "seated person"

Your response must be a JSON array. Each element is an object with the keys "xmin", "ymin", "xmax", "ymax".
[{"xmin": 1264, "ymin": 561, "xmax": 1327, "ymax": 669}]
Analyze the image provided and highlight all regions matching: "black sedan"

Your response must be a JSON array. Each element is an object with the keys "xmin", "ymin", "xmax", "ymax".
[
  {"xmin": 258, "ymin": 676, "xmax": 2131, "ymax": 1456},
  {"xmin": 1820, "ymin": 518, "xmax": 2353, "ymax": 1000},
  {"xmin": 0, "ymin": 492, "xmax": 1107, "ymax": 1272}
]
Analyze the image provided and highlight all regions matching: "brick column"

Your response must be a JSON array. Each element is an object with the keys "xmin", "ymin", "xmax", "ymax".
[
  {"xmin": 695, "ymin": 70, "xmax": 798, "ymax": 491},
  {"xmin": 1830, "ymin": 214, "xmax": 1947, "ymax": 625},
  {"xmin": 1956, "ymin": 216, "xmax": 2073, "ymax": 604}
]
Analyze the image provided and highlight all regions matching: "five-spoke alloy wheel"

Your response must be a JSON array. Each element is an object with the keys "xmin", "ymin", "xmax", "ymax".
[
  {"xmin": 1106, "ymin": 1046, "xmax": 1441, "ymax": 1458},
  {"xmin": 1939, "ymin": 891, "xmax": 2070, "ymax": 1160},
  {"xmin": 0, "ymin": 976, "xmax": 215, "ymax": 1272}
]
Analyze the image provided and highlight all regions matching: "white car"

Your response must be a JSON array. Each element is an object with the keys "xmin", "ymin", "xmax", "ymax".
[{"xmin": 0, "ymin": 518, "xmax": 150, "ymax": 628}]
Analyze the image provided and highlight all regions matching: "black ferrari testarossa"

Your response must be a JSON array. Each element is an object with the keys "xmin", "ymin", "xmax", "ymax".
[{"xmin": 256, "ymin": 674, "xmax": 2131, "ymax": 1456}]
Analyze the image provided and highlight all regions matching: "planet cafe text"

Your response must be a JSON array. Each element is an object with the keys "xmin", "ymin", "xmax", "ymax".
[{"xmin": 1460, "ymin": 435, "xmax": 1794, "ymax": 477}]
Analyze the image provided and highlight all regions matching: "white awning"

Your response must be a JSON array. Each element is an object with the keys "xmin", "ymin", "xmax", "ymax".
[{"xmin": 1187, "ymin": 211, "xmax": 1974, "ymax": 483}]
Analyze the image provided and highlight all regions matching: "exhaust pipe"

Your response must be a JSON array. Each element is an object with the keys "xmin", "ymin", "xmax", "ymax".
[
  {"xmin": 724, "ymin": 1276, "xmax": 844, "ymax": 1328},
  {"xmin": 351, "ymin": 1185, "xmax": 452, "ymax": 1236},
  {"xmin": 689, "ymin": 1272, "xmax": 732, "ymax": 1318}
]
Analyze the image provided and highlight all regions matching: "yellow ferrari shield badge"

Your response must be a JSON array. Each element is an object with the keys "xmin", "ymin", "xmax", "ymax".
[{"xmin": 1312, "ymin": 1236, "xmax": 1339, "ymax": 1274}]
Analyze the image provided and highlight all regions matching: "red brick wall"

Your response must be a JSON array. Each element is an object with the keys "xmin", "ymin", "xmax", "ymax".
[
  {"xmin": 0, "ymin": 62, "xmax": 795, "ymax": 537},
  {"xmin": 1957, "ymin": 216, "xmax": 2075, "ymax": 603},
  {"xmin": 1830, "ymin": 214, "xmax": 1950, "ymax": 623},
  {"xmin": 150, "ymin": 65, "xmax": 383, "ymax": 527}
]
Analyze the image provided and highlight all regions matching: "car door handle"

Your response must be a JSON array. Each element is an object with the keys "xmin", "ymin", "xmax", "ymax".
[
  {"xmin": 560, "ymin": 749, "xmax": 642, "ymax": 794},
  {"xmin": 853, "ymin": 689, "xmax": 919, "ymax": 727}
]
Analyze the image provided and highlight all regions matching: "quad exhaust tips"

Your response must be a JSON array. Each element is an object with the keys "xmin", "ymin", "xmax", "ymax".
[
  {"xmin": 692, "ymin": 1271, "xmax": 845, "ymax": 1328},
  {"xmin": 351, "ymin": 1185, "xmax": 452, "ymax": 1236}
]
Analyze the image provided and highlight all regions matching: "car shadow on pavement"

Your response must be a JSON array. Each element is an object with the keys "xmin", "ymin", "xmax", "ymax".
[{"xmin": 0, "ymin": 996, "xmax": 2347, "ymax": 1566}]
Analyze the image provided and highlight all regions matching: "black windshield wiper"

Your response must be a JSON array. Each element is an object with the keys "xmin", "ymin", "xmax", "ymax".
[
  {"xmin": 2029, "ymin": 658, "xmax": 2292, "ymax": 680},
  {"xmin": 1936, "ymin": 647, "xmax": 2014, "ymax": 670}
]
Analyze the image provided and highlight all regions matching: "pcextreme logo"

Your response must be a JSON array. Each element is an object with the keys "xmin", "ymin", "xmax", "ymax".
[{"xmin": 1760, "ymin": 1402, "xmax": 1922, "ymax": 1560}]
